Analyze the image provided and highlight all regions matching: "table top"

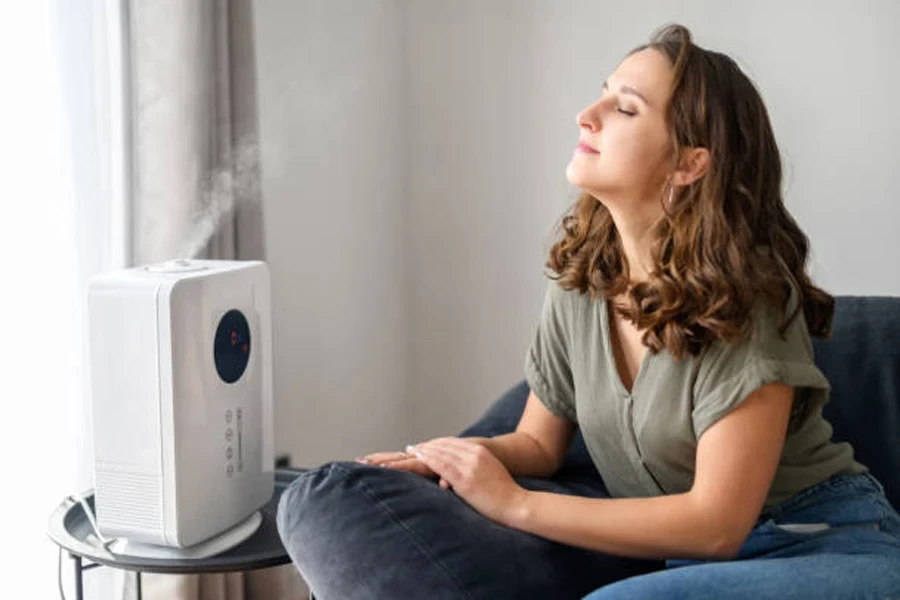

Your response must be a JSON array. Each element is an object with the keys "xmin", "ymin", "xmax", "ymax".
[{"xmin": 48, "ymin": 468, "xmax": 306, "ymax": 574}]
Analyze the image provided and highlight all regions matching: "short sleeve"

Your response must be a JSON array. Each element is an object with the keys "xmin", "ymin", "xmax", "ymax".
[
  {"xmin": 524, "ymin": 281, "xmax": 577, "ymax": 422},
  {"xmin": 691, "ymin": 290, "xmax": 831, "ymax": 439}
]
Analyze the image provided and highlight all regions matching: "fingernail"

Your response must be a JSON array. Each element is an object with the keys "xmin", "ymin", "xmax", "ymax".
[
  {"xmin": 405, "ymin": 445, "xmax": 416, "ymax": 454},
  {"xmin": 355, "ymin": 457, "xmax": 370, "ymax": 464}
]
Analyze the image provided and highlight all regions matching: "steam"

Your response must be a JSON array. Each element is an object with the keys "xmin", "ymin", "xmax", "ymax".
[{"xmin": 178, "ymin": 139, "xmax": 262, "ymax": 260}]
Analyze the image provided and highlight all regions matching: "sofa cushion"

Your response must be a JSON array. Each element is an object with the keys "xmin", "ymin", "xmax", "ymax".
[{"xmin": 815, "ymin": 296, "xmax": 900, "ymax": 508}]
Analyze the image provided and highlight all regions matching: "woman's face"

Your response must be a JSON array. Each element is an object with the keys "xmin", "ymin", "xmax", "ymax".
[{"xmin": 566, "ymin": 48, "xmax": 675, "ymax": 212}]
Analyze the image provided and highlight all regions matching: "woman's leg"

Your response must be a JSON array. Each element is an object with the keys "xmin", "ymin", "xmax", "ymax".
[
  {"xmin": 277, "ymin": 461, "xmax": 662, "ymax": 600},
  {"xmin": 582, "ymin": 552, "xmax": 900, "ymax": 600},
  {"xmin": 584, "ymin": 473, "xmax": 900, "ymax": 600}
]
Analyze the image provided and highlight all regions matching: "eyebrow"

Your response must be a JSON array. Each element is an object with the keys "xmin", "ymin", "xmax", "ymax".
[{"xmin": 602, "ymin": 80, "xmax": 651, "ymax": 107}]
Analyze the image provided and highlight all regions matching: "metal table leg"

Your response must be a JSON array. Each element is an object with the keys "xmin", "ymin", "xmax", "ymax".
[
  {"xmin": 136, "ymin": 571, "xmax": 143, "ymax": 600},
  {"xmin": 72, "ymin": 555, "xmax": 84, "ymax": 600},
  {"xmin": 68, "ymin": 554, "xmax": 120, "ymax": 600}
]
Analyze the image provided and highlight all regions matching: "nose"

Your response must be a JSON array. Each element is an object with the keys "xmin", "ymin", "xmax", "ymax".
[{"xmin": 576, "ymin": 101, "xmax": 602, "ymax": 133}]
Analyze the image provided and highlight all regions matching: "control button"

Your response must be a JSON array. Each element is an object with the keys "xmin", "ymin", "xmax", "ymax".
[
  {"xmin": 226, "ymin": 464, "xmax": 234, "ymax": 477},
  {"xmin": 226, "ymin": 446, "xmax": 233, "ymax": 459},
  {"xmin": 225, "ymin": 410, "xmax": 233, "ymax": 424},
  {"xmin": 225, "ymin": 428, "xmax": 233, "ymax": 442}
]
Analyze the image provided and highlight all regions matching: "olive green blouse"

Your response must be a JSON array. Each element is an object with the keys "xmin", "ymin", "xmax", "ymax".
[{"xmin": 524, "ymin": 281, "xmax": 865, "ymax": 508}]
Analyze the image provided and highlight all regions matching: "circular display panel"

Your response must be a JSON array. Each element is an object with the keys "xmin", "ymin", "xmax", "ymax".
[{"xmin": 214, "ymin": 310, "xmax": 251, "ymax": 384}]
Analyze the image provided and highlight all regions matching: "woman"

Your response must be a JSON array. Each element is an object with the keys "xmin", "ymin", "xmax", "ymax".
[{"xmin": 279, "ymin": 24, "xmax": 900, "ymax": 598}]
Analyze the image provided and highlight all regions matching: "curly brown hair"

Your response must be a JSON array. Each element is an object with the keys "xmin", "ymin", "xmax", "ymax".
[{"xmin": 547, "ymin": 23, "xmax": 834, "ymax": 360}]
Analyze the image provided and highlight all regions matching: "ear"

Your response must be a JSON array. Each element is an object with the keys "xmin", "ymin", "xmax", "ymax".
[{"xmin": 671, "ymin": 147, "xmax": 710, "ymax": 187}]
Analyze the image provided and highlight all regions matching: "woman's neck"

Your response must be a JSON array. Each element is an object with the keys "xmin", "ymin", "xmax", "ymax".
[{"xmin": 610, "ymin": 209, "xmax": 659, "ymax": 286}]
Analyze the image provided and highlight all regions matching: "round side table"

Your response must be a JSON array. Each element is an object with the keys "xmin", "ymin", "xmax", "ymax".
[{"xmin": 48, "ymin": 469, "xmax": 309, "ymax": 600}]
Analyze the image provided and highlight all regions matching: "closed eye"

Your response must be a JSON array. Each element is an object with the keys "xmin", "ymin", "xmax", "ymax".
[{"xmin": 617, "ymin": 108, "xmax": 637, "ymax": 116}]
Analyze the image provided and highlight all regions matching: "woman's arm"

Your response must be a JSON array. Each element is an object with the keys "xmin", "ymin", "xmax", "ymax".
[
  {"xmin": 467, "ymin": 391, "xmax": 576, "ymax": 478},
  {"xmin": 504, "ymin": 382, "xmax": 793, "ymax": 560},
  {"xmin": 360, "ymin": 391, "xmax": 574, "ymax": 479}
]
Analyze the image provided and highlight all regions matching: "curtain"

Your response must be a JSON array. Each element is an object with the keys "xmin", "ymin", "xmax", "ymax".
[
  {"xmin": 128, "ymin": 0, "xmax": 265, "ymax": 264},
  {"xmin": 2, "ymin": 2, "xmax": 93, "ymax": 598},
  {"xmin": 122, "ymin": 0, "xmax": 304, "ymax": 598}
]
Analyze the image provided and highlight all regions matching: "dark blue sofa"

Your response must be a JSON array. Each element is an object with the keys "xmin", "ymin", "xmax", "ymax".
[{"xmin": 278, "ymin": 296, "xmax": 900, "ymax": 599}]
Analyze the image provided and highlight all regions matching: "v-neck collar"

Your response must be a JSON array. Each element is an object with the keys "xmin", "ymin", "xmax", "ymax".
[{"xmin": 601, "ymin": 296, "xmax": 652, "ymax": 397}]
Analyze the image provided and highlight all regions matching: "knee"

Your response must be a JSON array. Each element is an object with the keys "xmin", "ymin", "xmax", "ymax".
[
  {"xmin": 276, "ymin": 461, "xmax": 353, "ymax": 548},
  {"xmin": 276, "ymin": 460, "xmax": 426, "ymax": 555}
]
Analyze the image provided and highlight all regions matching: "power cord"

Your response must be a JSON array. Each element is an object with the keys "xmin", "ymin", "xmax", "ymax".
[
  {"xmin": 68, "ymin": 493, "xmax": 113, "ymax": 547},
  {"xmin": 58, "ymin": 493, "xmax": 120, "ymax": 599},
  {"xmin": 58, "ymin": 547, "xmax": 65, "ymax": 600}
]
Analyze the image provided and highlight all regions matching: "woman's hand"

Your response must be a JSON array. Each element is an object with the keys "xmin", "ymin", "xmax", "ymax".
[
  {"xmin": 356, "ymin": 447, "xmax": 454, "ymax": 488},
  {"xmin": 408, "ymin": 437, "xmax": 528, "ymax": 527},
  {"xmin": 355, "ymin": 450, "xmax": 437, "ymax": 477}
]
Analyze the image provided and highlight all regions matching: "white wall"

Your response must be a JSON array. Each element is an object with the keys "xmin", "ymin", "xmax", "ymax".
[
  {"xmin": 404, "ymin": 0, "xmax": 570, "ymax": 441},
  {"xmin": 254, "ymin": 1, "xmax": 411, "ymax": 465},
  {"xmin": 255, "ymin": 0, "xmax": 900, "ymax": 465}
]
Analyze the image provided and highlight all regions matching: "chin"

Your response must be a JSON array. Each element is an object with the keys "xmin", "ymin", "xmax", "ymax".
[{"xmin": 565, "ymin": 161, "xmax": 603, "ymax": 193}]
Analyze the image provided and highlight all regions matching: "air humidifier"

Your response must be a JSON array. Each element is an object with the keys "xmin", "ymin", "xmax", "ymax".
[{"xmin": 86, "ymin": 258, "xmax": 275, "ymax": 559}]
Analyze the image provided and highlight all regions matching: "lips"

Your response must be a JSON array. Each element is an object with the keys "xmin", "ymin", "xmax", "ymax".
[{"xmin": 576, "ymin": 141, "xmax": 599, "ymax": 154}]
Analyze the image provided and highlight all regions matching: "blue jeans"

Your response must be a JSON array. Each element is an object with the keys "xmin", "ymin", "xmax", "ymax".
[
  {"xmin": 277, "ymin": 463, "xmax": 900, "ymax": 599},
  {"xmin": 277, "ymin": 461, "xmax": 661, "ymax": 599},
  {"xmin": 584, "ymin": 472, "xmax": 900, "ymax": 599}
]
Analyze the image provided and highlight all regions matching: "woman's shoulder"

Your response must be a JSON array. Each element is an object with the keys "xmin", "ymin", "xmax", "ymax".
[
  {"xmin": 543, "ymin": 277, "xmax": 601, "ymax": 312},
  {"xmin": 698, "ymin": 286, "xmax": 816, "ymax": 380}
]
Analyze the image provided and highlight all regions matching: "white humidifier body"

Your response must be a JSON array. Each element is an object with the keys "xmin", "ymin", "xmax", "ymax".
[{"xmin": 87, "ymin": 259, "xmax": 274, "ymax": 556}]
